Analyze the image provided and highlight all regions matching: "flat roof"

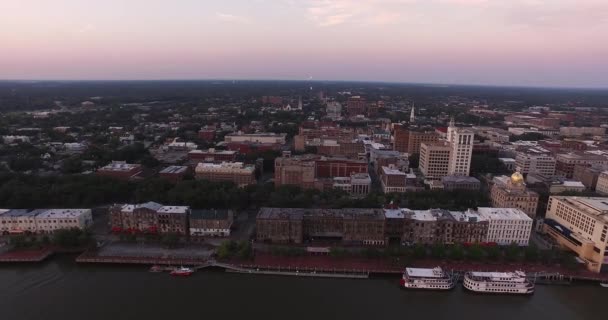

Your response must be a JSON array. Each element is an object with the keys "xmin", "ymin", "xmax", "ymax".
[
  {"xmin": 406, "ymin": 268, "xmax": 444, "ymax": 278},
  {"xmin": 160, "ymin": 166, "xmax": 188, "ymax": 174},
  {"xmin": 158, "ymin": 206, "xmax": 189, "ymax": 214},
  {"xmin": 191, "ymin": 209, "xmax": 231, "ymax": 220},
  {"xmin": 121, "ymin": 202, "xmax": 163, "ymax": 212},
  {"xmin": 476, "ymin": 207, "xmax": 532, "ymax": 221},
  {"xmin": 1, "ymin": 209, "xmax": 36, "ymax": 217},
  {"xmin": 37, "ymin": 209, "xmax": 90, "ymax": 219},
  {"xmin": 382, "ymin": 166, "xmax": 406, "ymax": 175},
  {"xmin": 189, "ymin": 149, "xmax": 236, "ymax": 155}
]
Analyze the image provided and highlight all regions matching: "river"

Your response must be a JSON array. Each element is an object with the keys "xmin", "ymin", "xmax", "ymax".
[{"xmin": 0, "ymin": 256, "xmax": 603, "ymax": 320}]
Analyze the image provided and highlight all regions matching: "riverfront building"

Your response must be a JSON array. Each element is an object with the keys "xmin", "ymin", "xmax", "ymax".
[
  {"xmin": 475, "ymin": 207, "xmax": 533, "ymax": 246},
  {"xmin": 189, "ymin": 209, "xmax": 234, "ymax": 238},
  {"xmin": 257, "ymin": 206, "xmax": 532, "ymax": 247},
  {"xmin": 35, "ymin": 209, "xmax": 93, "ymax": 234},
  {"xmin": 110, "ymin": 202, "xmax": 189, "ymax": 235},
  {"xmin": 543, "ymin": 196, "xmax": 608, "ymax": 273},
  {"xmin": 383, "ymin": 208, "xmax": 488, "ymax": 245},
  {"xmin": 0, "ymin": 208, "xmax": 92, "ymax": 235},
  {"xmin": 256, "ymin": 207, "xmax": 386, "ymax": 245}
]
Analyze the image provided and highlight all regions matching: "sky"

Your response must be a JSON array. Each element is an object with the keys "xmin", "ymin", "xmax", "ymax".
[{"xmin": 1, "ymin": 0, "xmax": 608, "ymax": 87}]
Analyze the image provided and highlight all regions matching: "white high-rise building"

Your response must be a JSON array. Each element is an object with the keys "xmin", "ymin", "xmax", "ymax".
[
  {"xmin": 447, "ymin": 118, "xmax": 474, "ymax": 176},
  {"xmin": 474, "ymin": 207, "xmax": 533, "ymax": 246}
]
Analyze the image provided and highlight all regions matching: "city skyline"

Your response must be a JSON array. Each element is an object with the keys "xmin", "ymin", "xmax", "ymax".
[{"xmin": 2, "ymin": 0, "xmax": 608, "ymax": 87}]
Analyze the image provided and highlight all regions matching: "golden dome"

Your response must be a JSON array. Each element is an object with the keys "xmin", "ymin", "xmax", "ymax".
[{"xmin": 510, "ymin": 172, "xmax": 524, "ymax": 184}]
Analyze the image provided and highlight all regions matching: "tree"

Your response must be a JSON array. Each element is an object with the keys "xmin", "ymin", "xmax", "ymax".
[
  {"xmin": 161, "ymin": 233, "xmax": 180, "ymax": 248},
  {"xmin": 329, "ymin": 247, "xmax": 348, "ymax": 258},
  {"xmin": 236, "ymin": 241, "xmax": 252, "ymax": 259},
  {"xmin": 447, "ymin": 244, "xmax": 464, "ymax": 260},
  {"xmin": 217, "ymin": 240, "xmax": 234, "ymax": 259},
  {"xmin": 510, "ymin": 132, "xmax": 547, "ymax": 142},
  {"xmin": 413, "ymin": 244, "xmax": 427, "ymax": 259},
  {"xmin": 484, "ymin": 245, "xmax": 501, "ymax": 261},
  {"xmin": 505, "ymin": 242, "xmax": 522, "ymax": 262},
  {"xmin": 467, "ymin": 244, "xmax": 484, "ymax": 261},
  {"xmin": 430, "ymin": 243, "xmax": 446, "ymax": 259},
  {"xmin": 524, "ymin": 244, "xmax": 539, "ymax": 262},
  {"xmin": 408, "ymin": 153, "xmax": 420, "ymax": 169}
]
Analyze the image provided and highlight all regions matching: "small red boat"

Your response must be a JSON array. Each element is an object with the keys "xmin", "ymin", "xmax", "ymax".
[{"xmin": 170, "ymin": 267, "xmax": 194, "ymax": 277}]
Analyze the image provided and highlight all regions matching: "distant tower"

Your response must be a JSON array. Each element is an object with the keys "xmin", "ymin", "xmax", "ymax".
[
  {"xmin": 297, "ymin": 96, "xmax": 303, "ymax": 110},
  {"xmin": 449, "ymin": 116, "xmax": 455, "ymax": 128},
  {"xmin": 409, "ymin": 103, "xmax": 416, "ymax": 123}
]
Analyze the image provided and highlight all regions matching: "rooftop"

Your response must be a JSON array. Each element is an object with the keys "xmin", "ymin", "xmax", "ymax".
[
  {"xmin": 1, "ymin": 209, "xmax": 37, "ymax": 217},
  {"xmin": 99, "ymin": 161, "xmax": 141, "ymax": 172},
  {"xmin": 121, "ymin": 202, "xmax": 163, "ymax": 212},
  {"xmin": 189, "ymin": 149, "xmax": 236, "ymax": 155},
  {"xmin": 191, "ymin": 209, "xmax": 232, "ymax": 220},
  {"xmin": 158, "ymin": 206, "xmax": 189, "ymax": 214},
  {"xmin": 257, "ymin": 207, "xmax": 384, "ymax": 220},
  {"xmin": 442, "ymin": 175, "xmax": 480, "ymax": 183},
  {"xmin": 382, "ymin": 166, "xmax": 406, "ymax": 175},
  {"xmin": 160, "ymin": 166, "xmax": 189, "ymax": 174},
  {"xmin": 476, "ymin": 207, "xmax": 532, "ymax": 221},
  {"xmin": 37, "ymin": 209, "xmax": 90, "ymax": 219},
  {"xmin": 406, "ymin": 267, "xmax": 445, "ymax": 278}
]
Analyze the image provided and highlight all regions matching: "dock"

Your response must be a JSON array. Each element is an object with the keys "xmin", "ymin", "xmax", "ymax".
[{"xmin": 0, "ymin": 248, "xmax": 54, "ymax": 263}]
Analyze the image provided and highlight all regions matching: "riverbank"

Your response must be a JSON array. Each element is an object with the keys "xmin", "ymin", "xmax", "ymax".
[{"xmin": 72, "ymin": 245, "xmax": 608, "ymax": 284}]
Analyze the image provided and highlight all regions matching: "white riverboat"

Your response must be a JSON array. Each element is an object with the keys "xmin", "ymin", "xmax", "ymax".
[
  {"xmin": 463, "ymin": 271, "xmax": 534, "ymax": 295},
  {"xmin": 400, "ymin": 267, "xmax": 455, "ymax": 290}
]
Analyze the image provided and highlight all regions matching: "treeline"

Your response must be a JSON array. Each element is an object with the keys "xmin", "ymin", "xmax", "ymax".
[
  {"xmin": 11, "ymin": 228, "xmax": 94, "ymax": 249},
  {"xmin": 0, "ymin": 173, "xmax": 490, "ymax": 211},
  {"xmin": 327, "ymin": 243, "xmax": 579, "ymax": 269}
]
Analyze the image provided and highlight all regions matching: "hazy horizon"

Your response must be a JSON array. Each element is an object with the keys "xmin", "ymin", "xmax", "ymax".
[{"xmin": 2, "ymin": 0, "xmax": 607, "ymax": 88}]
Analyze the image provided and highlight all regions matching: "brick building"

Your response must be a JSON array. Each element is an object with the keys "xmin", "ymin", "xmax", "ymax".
[
  {"xmin": 441, "ymin": 175, "xmax": 481, "ymax": 191},
  {"xmin": 97, "ymin": 161, "xmax": 142, "ymax": 180},
  {"xmin": 380, "ymin": 165, "xmax": 407, "ymax": 193},
  {"xmin": 393, "ymin": 125, "xmax": 439, "ymax": 154},
  {"xmin": 256, "ymin": 207, "xmax": 385, "ymax": 245},
  {"xmin": 346, "ymin": 96, "xmax": 367, "ymax": 116},
  {"xmin": 274, "ymin": 153, "xmax": 367, "ymax": 190},
  {"xmin": 274, "ymin": 154, "xmax": 317, "ymax": 189},
  {"xmin": 189, "ymin": 209, "xmax": 234, "ymax": 238},
  {"xmin": 197, "ymin": 128, "xmax": 216, "ymax": 141},
  {"xmin": 556, "ymin": 152, "xmax": 608, "ymax": 178},
  {"xmin": 315, "ymin": 156, "xmax": 367, "ymax": 178},
  {"xmin": 573, "ymin": 164, "xmax": 608, "ymax": 190},
  {"xmin": 195, "ymin": 162, "xmax": 256, "ymax": 187},
  {"xmin": 109, "ymin": 202, "xmax": 189, "ymax": 235}
]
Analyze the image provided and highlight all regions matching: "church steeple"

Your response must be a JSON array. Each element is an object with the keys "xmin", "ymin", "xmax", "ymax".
[{"xmin": 409, "ymin": 103, "xmax": 415, "ymax": 123}]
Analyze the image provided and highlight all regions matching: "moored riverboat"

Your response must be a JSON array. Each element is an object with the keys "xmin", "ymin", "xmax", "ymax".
[
  {"xmin": 463, "ymin": 271, "xmax": 534, "ymax": 295},
  {"xmin": 400, "ymin": 267, "xmax": 455, "ymax": 290}
]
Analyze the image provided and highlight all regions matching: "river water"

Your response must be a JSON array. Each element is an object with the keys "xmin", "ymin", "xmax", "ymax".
[{"xmin": 0, "ymin": 256, "xmax": 603, "ymax": 320}]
